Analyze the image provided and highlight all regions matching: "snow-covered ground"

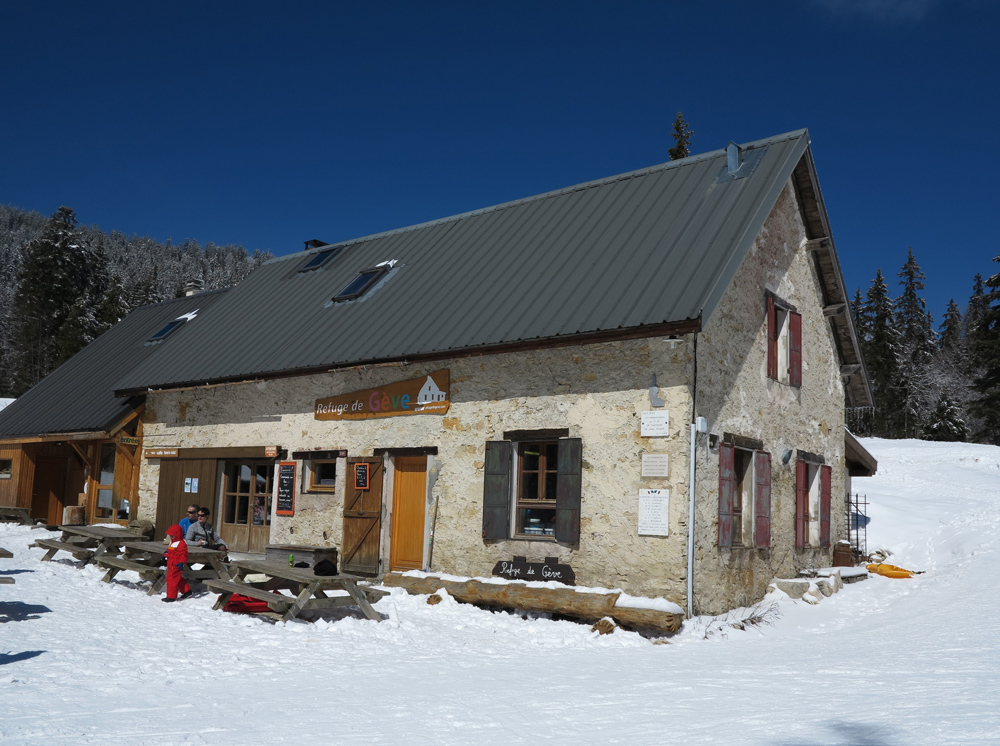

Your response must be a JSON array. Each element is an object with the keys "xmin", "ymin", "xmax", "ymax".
[{"xmin": 1, "ymin": 438, "xmax": 997, "ymax": 745}]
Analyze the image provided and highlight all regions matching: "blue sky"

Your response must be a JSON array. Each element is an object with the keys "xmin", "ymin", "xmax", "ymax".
[{"xmin": 1, "ymin": 1, "xmax": 996, "ymax": 323}]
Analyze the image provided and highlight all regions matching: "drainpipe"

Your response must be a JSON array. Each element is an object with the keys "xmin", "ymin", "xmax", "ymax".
[{"xmin": 687, "ymin": 331, "xmax": 703, "ymax": 619}]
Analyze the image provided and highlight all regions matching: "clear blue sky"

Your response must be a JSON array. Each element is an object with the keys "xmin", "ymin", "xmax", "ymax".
[{"xmin": 2, "ymin": 0, "xmax": 997, "ymax": 323}]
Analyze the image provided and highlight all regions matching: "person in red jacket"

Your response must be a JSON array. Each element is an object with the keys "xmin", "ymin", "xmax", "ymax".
[{"xmin": 162, "ymin": 524, "xmax": 192, "ymax": 603}]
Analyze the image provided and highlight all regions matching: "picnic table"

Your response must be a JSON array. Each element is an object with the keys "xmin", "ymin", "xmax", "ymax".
[
  {"xmin": 0, "ymin": 546, "xmax": 12, "ymax": 585},
  {"xmin": 0, "ymin": 506, "xmax": 35, "ymax": 525},
  {"xmin": 96, "ymin": 541, "xmax": 231, "ymax": 596},
  {"xmin": 205, "ymin": 558, "xmax": 387, "ymax": 623},
  {"xmin": 30, "ymin": 524, "xmax": 134, "ymax": 565}
]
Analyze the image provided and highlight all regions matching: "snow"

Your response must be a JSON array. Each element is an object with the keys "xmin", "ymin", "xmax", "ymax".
[
  {"xmin": 1, "ymin": 437, "xmax": 998, "ymax": 745},
  {"xmin": 0, "ymin": 398, "xmax": 13, "ymax": 412}
]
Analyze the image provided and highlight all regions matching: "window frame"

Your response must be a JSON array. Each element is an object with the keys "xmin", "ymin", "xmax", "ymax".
[
  {"xmin": 719, "ymin": 440, "xmax": 771, "ymax": 549},
  {"xmin": 146, "ymin": 318, "xmax": 186, "ymax": 343},
  {"xmin": 298, "ymin": 247, "xmax": 342, "ymax": 273},
  {"xmin": 766, "ymin": 293, "xmax": 802, "ymax": 387},
  {"xmin": 512, "ymin": 439, "xmax": 560, "ymax": 539},
  {"xmin": 332, "ymin": 266, "xmax": 389, "ymax": 302},
  {"xmin": 305, "ymin": 459, "xmax": 338, "ymax": 493},
  {"xmin": 0, "ymin": 458, "xmax": 11, "ymax": 479}
]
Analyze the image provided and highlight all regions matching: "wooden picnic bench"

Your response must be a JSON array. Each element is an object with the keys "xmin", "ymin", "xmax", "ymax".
[
  {"xmin": 30, "ymin": 525, "xmax": 134, "ymax": 565},
  {"xmin": 96, "ymin": 541, "xmax": 231, "ymax": 596},
  {"xmin": 0, "ymin": 506, "xmax": 35, "ymax": 525},
  {"xmin": 0, "ymin": 546, "xmax": 12, "ymax": 585},
  {"xmin": 206, "ymin": 558, "xmax": 387, "ymax": 623}
]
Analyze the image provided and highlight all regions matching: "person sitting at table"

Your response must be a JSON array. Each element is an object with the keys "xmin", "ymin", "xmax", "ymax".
[
  {"xmin": 161, "ymin": 524, "xmax": 191, "ymax": 603},
  {"xmin": 179, "ymin": 504, "xmax": 199, "ymax": 537},
  {"xmin": 185, "ymin": 507, "xmax": 229, "ymax": 554}
]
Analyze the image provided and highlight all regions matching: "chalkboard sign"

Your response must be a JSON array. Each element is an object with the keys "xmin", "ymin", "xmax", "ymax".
[
  {"xmin": 276, "ymin": 461, "xmax": 296, "ymax": 516},
  {"xmin": 354, "ymin": 462, "xmax": 370, "ymax": 490},
  {"xmin": 492, "ymin": 556, "xmax": 575, "ymax": 585}
]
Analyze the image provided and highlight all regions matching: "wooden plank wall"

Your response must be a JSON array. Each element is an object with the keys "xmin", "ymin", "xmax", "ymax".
[{"xmin": 0, "ymin": 444, "xmax": 33, "ymax": 509}]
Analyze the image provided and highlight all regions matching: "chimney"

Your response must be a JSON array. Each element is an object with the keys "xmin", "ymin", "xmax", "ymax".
[
  {"xmin": 184, "ymin": 278, "xmax": 205, "ymax": 297},
  {"xmin": 304, "ymin": 239, "xmax": 328, "ymax": 251},
  {"xmin": 726, "ymin": 141, "xmax": 742, "ymax": 175}
]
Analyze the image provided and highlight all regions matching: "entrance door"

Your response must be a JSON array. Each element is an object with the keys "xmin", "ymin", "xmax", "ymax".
[
  {"xmin": 155, "ymin": 459, "xmax": 219, "ymax": 541},
  {"xmin": 219, "ymin": 461, "xmax": 273, "ymax": 553},
  {"xmin": 390, "ymin": 456, "xmax": 427, "ymax": 571},
  {"xmin": 342, "ymin": 457, "xmax": 383, "ymax": 575},
  {"xmin": 32, "ymin": 456, "xmax": 67, "ymax": 525}
]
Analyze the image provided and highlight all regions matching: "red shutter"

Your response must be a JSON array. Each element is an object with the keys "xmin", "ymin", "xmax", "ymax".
[
  {"xmin": 766, "ymin": 295, "xmax": 777, "ymax": 380},
  {"xmin": 789, "ymin": 311, "xmax": 802, "ymax": 387},
  {"xmin": 753, "ymin": 451, "xmax": 771, "ymax": 548},
  {"xmin": 718, "ymin": 443, "xmax": 735, "ymax": 547},
  {"xmin": 819, "ymin": 464, "xmax": 832, "ymax": 548},
  {"xmin": 795, "ymin": 460, "xmax": 809, "ymax": 549}
]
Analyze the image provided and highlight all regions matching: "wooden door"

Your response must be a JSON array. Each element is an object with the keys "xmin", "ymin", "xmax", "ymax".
[
  {"xmin": 219, "ymin": 460, "xmax": 274, "ymax": 553},
  {"xmin": 155, "ymin": 459, "xmax": 218, "ymax": 541},
  {"xmin": 390, "ymin": 456, "xmax": 427, "ymax": 571},
  {"xmin": 342, "ymin": 457, "xmax": 383, "ymax": 575},
  {"xmin": 32, "ymin": 456, "xmax": 67, "ymax": 525}
]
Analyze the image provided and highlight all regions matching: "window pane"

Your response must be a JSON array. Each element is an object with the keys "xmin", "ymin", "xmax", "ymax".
[
  {"xmin": 544, "ymin": 472, "xmax": 558, "ymax": 501},
  {"xmin": 253, "ymin": 495, "xmax": 266, "ymax": 525},
  {"xmin": 225, "ymin": 492, "xmax": 237, "ymax": 524},
  {"xmin": 544, "ymin": 442, "xmax": 559, "ymax": 470},
  {"xmin": 97, "ymin": 488, "xmax": 113, "ymax": 509},
  {"xmin": 517, "ymin": 507, "xmax": 556, "ymax": 536},
  {"xmin": 117, "ymin": 499, "xmax": 130, "ymax": 521},
  {"xmin": 254, "ymin": 464, "xmax": 270, "ymax": 494},
  {"xmin": 521, "ymin": 445, "xmax": 540, "ymax": 472},
  {"xmin": 99, "ymin": 444, "xmax": 116, "ymax": 484},
  {"xmin": 239, "ymin": 465, "xmax": 251, "ymax": 494},
  {"xmin": 521, "ymin": 472, "xmax": 539, "ymax": 501},
  {"xmin": 313, "ymin": 461, "xmax": 337, "ymax": 487},
  {"xmin": 237, "ymin": 494, "xmax": 249, "ymax": 524}
]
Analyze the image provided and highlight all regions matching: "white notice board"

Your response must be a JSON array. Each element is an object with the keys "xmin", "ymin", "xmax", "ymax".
[
  {"xmin": 640, "ymin": 410, "xmax": 670, "ymax": 437},
  {"xmin": 638, "ymin": 489, "xmax": 670, "ymax": 536},
  {"xmin": 641, "ymin": 453, "xmax": 669, "ymax": 478}
]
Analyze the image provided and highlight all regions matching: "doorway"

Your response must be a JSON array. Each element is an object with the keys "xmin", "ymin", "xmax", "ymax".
[
  {"xmin": 155, "ymin": 459, "xmax": 218, "ymax": 542},
  {"xmin": 219, "ymin": 460, "xmax": 273, "ymax": 553},
  {"xmin": 342, "ymin": 456, "xmax": 383, "ymax": 575},
  {"xmin": 32, "ymin": 456, "xmax": 67, "ymax": 526},
  {"xmin": 389, "ymin": 456, "xmax": 427, "ymax": 571}
]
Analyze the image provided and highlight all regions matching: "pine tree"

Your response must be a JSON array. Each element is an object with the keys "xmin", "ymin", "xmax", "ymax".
[
  {"xmin": 668, "ymin": 112, "xmax": 694, "ymax": 160},
  {"xmin": 938, "ymin": 300, "xmax": 963, "ymax": 351},
  {"xmin": 859, "ymin": 269, "xmax": 903, "ymax": 437},
  {"xmin": 895, "ymin": 248, "xmax": 936, "ymax": 437},
  {"xmin": 925, "ymin": 394, "xmax": 969, "ymax": 441},
  {"xmin": 970, "ymin": 255, "xmax": 1000, "ymax": 444}
]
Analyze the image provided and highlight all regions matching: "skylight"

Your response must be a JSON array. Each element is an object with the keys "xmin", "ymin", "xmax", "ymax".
[
  {"xmin": 298, "ymin": 247, "xmax": 341, "ymax": 272},
  {"xmin": 332, "ymin": 267, "xmax": 389, "ymax": 302},
  {"xmin": 146, "ymin": 310, "xmax": 198, "ymax": 343}
]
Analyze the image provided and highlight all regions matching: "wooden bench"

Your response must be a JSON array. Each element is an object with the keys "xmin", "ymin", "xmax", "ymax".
[
  {"xmin": 205, "ymin": 579, "xmax": 297, "ymax": 608},
  {"xmin": 30, "ymin": 538, "xmax": 95, "ymax": 562},
  {"xmin": 0, "ymin": 577, "xmax": 13, "ymax": 585},
  {"xmin": 97, "ymin": 556, "xmax": 163, "ymax": 582},
  {"xmin": 0, "ymin": 547, "xmax": 12, "ymax": 559},
  {"xmin": 0, "ymin": 506, "xmax": 34, "ymax": 526}
]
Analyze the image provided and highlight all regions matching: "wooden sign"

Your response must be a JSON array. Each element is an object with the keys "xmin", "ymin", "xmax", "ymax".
[
  {"xmin": 264, "ymin": 446, "xmax": 279, "ymax": 458},
  {"xmin": 276, "ymin": 461, "xmax": 296, "ymax": 516},
  {"xmin": 117, "ymin": 435, "xmax": 140, "ymax": 446},
  {"xmin": 492, "ymin": 556, "xmax": 575, "ymax": 585},
  {"xmin": 354, "ymin": 462, "xmax": 370, "ymax": 491},
  {"xmin": 315, "ymin": 370, "xmax": 450, "ymax": 420},
  {"xmin": 143, "ymin": 447, "xmax": 178, "ymax": 458}
]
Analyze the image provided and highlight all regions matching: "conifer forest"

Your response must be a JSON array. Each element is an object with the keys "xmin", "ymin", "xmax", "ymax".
[{"xmin": 0, "ymin": 204, "xmax": 271, "ymax": 398}]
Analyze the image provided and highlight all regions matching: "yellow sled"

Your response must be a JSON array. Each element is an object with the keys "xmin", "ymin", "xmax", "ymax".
[{"xmin": 866, "ymin": 563, "xmax": 915, "ymax": 579}]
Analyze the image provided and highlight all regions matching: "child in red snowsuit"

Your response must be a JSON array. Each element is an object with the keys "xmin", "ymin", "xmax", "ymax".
[{"xmin": 162, "ymin": 524, "xmax": 191, "ymax": 603}]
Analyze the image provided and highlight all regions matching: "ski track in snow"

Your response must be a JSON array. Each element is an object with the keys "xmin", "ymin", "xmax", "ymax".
[{"xmin": 1, "ymin": 438, "xmax": 997, "ymax": 745}]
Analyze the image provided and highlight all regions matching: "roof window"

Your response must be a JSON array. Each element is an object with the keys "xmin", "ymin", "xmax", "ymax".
[
  {"xmin": 146, "ymin": 310, "xmax": 198, "ymax": 344},
  {"xmin": 332, "ymin": 266, "xmax": 389, "ymax": 303},
  {"xmin": 299, "ymin": 247, "xmax": 342, "ymax": 272}
]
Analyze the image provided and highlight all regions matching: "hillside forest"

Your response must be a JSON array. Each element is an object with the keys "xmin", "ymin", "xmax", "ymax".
[{"xmin": 0, "ymin": 205, "xmax": 272, "ymax": 398}]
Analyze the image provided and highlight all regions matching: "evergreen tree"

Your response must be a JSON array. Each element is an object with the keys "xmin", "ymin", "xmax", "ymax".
[
  {"xmin": 668, "ymin": 112, "xmax": 694, "ymax": 160},
  {"xmin": 938, "ymin": 299, "xmax": 963, "ymax": 351},
  {"xmin": 925, "ymin": 394, "xmax": 969, "ymax": 441},
  {"xmin": 970, "ymin": 255, "xmax": 1000, "ymax": 444},
  {"xmin": 859, "ymin": 269, "xmax": 903, "ymax": 437},
  {"xmin": 894, "ymin": 248, "xmax": 936, "ymax": 437},
  {"xmin": 966, "ymin": 273, "xmax": 987, "ymax": 343}
]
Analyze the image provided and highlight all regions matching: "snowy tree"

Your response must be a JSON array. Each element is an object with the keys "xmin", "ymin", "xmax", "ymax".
[
  {"xmin": 970, "ymin": 255, "xmax": 1000, "ymax": 444},
  {"xmin": 924, "ymin": 394, "xmax": 969, "ymax": 441},
  {"xmin": 858, "ymin": 269, "xmax": 903, "ymax": 437},
  {"xmin": 894, "ymin": 248, "xmax": 936, "ymax": 437},
  {"xmin": 668, "ymin": 112, "xmax": 694, "ymax": 160}
]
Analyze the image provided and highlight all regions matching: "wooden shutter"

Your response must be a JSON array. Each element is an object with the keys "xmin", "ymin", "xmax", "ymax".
[
  {"xmin": 819, "ymin": 464, "xmax": 832, "ymax": 548},
  {"xmin": 795, "ymin": 460, "xmax": 808, "ymax": 549},
  {"xmin": 342, "ymin": 457, "xmax": 383, "ymax": 575},
  {"xmin": 753, "ymin": 451, "xmax": 771, "ymax": 548},
  {"xmin": 555, "ymin": 438, "xmax": 583, "ymax": 544},
  {"xmin": 766, "ymin": 295, "xmax": 777, "ymax": 380},
  {"xmin": 482, "ymin": 441, "xmax": 512, "ymax": 540},
  {"xmin": 789, "ymin": 311, "xmax": 802, "ymax": 387},
  {"xmin": 718, "ymin": 442, "xmax": 735, "ymax": 547}
]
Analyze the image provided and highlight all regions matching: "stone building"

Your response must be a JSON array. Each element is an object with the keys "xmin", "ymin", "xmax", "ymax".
[{"xmin": 5, "ymin": 129, "xmax": 876, "ymax": 614}]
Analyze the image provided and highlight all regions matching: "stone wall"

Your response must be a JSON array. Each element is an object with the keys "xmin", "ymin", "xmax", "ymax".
[
  {"xmin": 692, "ymin": 179, "xmax": 847, "ymax": 614},
  {"xmin": 138, "ymin": 335, "xmax": 696, "ymax": 604}
]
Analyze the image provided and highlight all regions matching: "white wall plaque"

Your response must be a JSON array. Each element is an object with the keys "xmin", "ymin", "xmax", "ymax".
[
  {"xmin": 640, "ymin": 410, "xmax": 670, "ymax": 437},
  {"xmin": 638, "ymin": 489, "xmax": 670, "ymax": 536},
  {"xmin": 641, "ymin": 453, "xmax": 670, "ymax": 478}
]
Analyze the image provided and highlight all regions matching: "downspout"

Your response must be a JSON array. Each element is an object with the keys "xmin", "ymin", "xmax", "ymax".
[{"xmin": 687, "ymin": 332, "xmax": 699, "ymax": 619}]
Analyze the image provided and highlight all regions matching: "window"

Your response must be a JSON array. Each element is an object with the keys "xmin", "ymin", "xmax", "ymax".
[
  {"xmin": 482, "ymin": 436, "xmax": 582, "ymax": 543},
  {"xmin": 718, "ymin": 441, "xmax": 771, "ymax": 548},
  {"xmin": 766, "ymin": 294, "xmax": 801, "ymax": 386},
  {"xmin": 308, "ymin": 460, "xmax": 338, "ymax": 492},
  {"xmin": 147, "ymin": 310, "xmax": 198, "ymax": 344},
  {"xmin": 94, "ymin": 442, "xmax": 120, "ymax": 520},
  {"xmin": 0, "ymin": 459, "xmax": 11, "ymax": 479},
  {"xmin": 224, "ymin": 461, "xmax": 273, "ymax": 527},
  {"xmin": 299, "ymin": 247, "xmax": 341, "ymax": 272},
  {"xmin": 795, "ymin": 459, "xmax": 831, "ymax": 548},
  {"xmin": 332, "ymin": 266, "xmax": 388, "ymax": 302}
]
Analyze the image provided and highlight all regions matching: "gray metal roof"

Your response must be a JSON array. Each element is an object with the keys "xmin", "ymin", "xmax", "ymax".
[
  {"xmin": 113, "ymin": 130, "xmax": 864, "ymax": 399},
  {"xmin": 0, "ymin": 290, "xmax": 229, "ymax": 439}
]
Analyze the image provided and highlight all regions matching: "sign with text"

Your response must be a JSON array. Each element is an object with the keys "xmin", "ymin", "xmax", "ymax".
[
  {"xmin": 354, "ymin": 462, "xmax": 370, "ymax": 490},
  {"xmin": 276, "ymin": 461, "xmax": 296, "ymax": 516},
  {"xmin": 638, "ymin": 489, "xmax": 670, "ymax": 536},
  {"xmin": 143, "ymin": 447, "xmax": 178, "ymax": 459},
  {"xmin": 492, "ymin": 557, "xmax": 576, "ymax": 585},
  {"xmin": 640, "ymin": 410, "xmax": 670, "ymax": 437},
  {"xmin": 117, "ymin": 434, "xmax": 140, "ymax": 446},
  {"xmin": 641, "ymin": 453, "xmax": 670, "ymax": 478},
  {"xmin": 315, "ymin": 370, "xmax": 450, "ymax": 420}
]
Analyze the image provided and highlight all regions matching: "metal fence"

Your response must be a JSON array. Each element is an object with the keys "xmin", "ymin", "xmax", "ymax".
[{"xmin": 847, "ymin": 492, "xmax": 869, "ymax": 559}]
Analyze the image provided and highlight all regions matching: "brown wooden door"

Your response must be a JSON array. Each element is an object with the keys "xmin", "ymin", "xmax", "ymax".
[
  {"xmin": 390, "ymin": 456, "xmax": 427, "ymax": 571},
  {"xmin": 219, "ymin": 460, "xmax": 273, "ymax": 553},
  {"xmin": 32, "ymin": 456, "xmax": 67, "ymax": 525},
  {"xmin": 155, "ymin": 459, "xmax": 218, "ymax": 541},
  {"xmin": 342, "ymin": 457, "xmax": 383, "ymax": 575}
]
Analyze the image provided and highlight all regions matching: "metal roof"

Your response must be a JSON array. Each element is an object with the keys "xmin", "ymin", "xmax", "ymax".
[
  {"xmin": 112, "ymin": 129, "xmax": 870, "ymax": 407},
  {"xmin": 0, "ymin": 290, "xmax": 229, "ymax": 439}
]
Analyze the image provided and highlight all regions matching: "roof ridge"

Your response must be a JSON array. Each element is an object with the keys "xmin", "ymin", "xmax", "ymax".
[{"xmin": 132, "ymin": 286, "xmax": 231, "ymax": 312}]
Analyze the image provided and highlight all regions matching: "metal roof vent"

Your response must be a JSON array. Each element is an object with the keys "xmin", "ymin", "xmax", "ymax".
[
  {"xmin": 726, "ymin": 141, "xmax": 742, "ymax": 175},
  {"xmin": 184, "ymin": 278, "xmax": 205, "ymax": 297}
]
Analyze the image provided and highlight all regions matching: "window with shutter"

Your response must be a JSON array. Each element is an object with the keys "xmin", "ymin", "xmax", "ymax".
[
  {"xmin": 765, "ymin": 294, "xmax": 799, "ymax": 386},
  {"xmin": 718, "ymin": 443, "xmax": 735, "ymax": 547},
  {"xmin": 819, "ymin": 464, "xmax": 832, "ymax": 548},
  {"xmin": 795, "ymin": 460, "xmax": 809, "ymax": 549},
  {"xmin": 555, "ymin": 438, "xmax": 582, "ymax": 544},
  {"xmin": 482, "ymin": 441, "xmax": 512, "ymax": 540},
  {"xmin": 789, "ymin": 311, "xmax": 802, "ymax": 388},
  {"xmin": 766, "ymin": 295, "xmax": 777, "ymax": 380},
  {"xmin": 753, "ymin": 451, "xmax": 772, "ymax": 548}
]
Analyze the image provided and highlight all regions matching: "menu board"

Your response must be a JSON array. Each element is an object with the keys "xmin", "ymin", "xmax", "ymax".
[
  {"xmin": 276, "ymin": 461, "xmax": 296, "ymax": 516},
  {"xmin": 354, "ymin": 462, "xmax": 370, "ymax": 490}
]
